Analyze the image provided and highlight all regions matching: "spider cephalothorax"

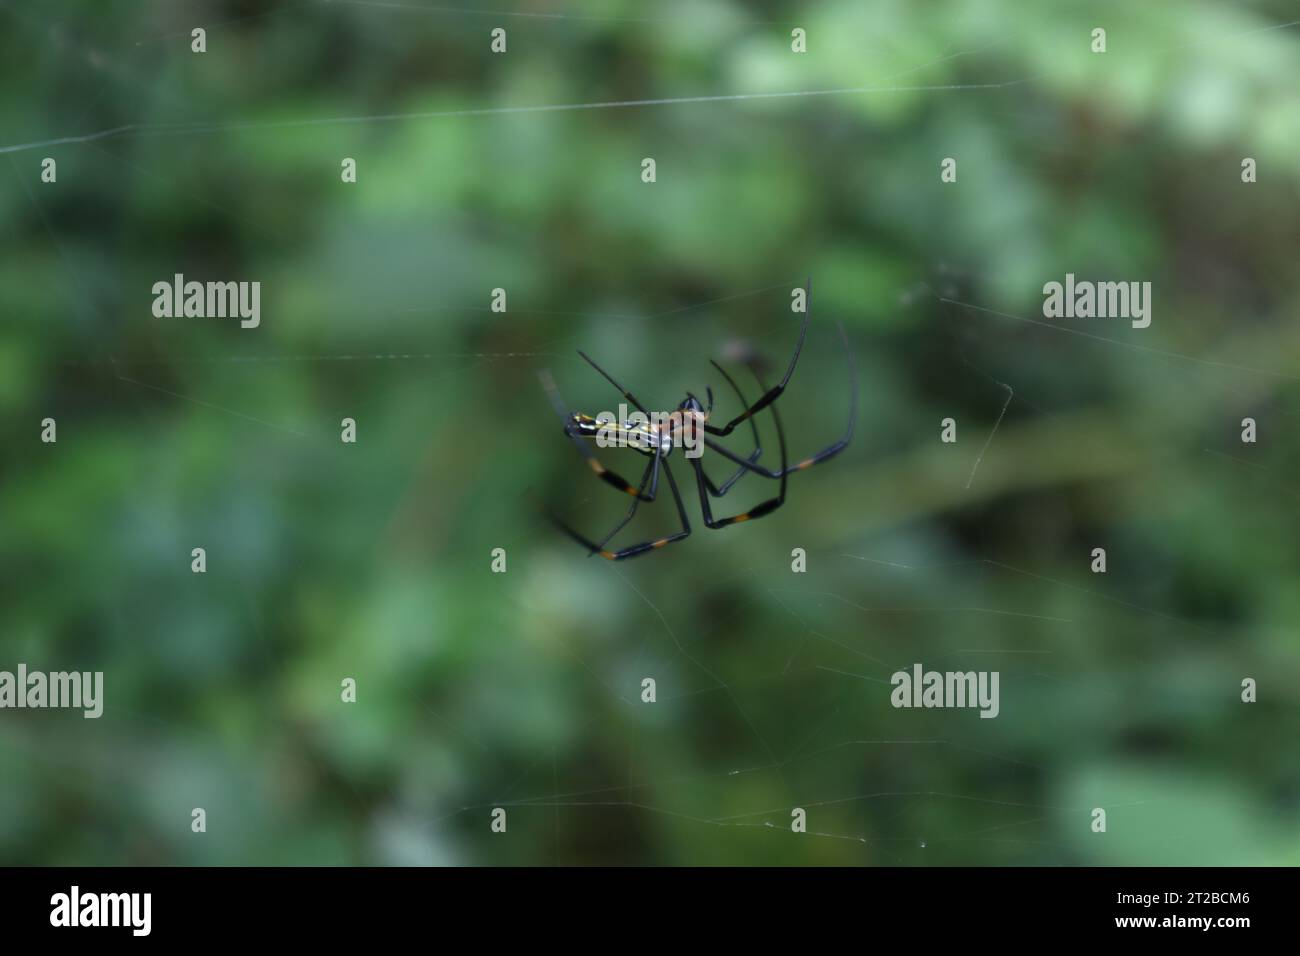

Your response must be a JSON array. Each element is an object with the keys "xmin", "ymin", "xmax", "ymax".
[{"xmin": 540, "ymin": 279, "xmax": 857, "ymax": 560}]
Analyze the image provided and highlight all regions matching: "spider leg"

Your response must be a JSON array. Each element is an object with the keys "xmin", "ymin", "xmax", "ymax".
[
  {"xmin": 576, "ymin": 350, "xmax": 654, "ymax": 419},
  {"xmin": 593, "ymin": 452, "xmax": 660, "ymax": 551},
  {"xmin": 538, "ymin": 369, "xmax": 656, "ymax": 500},
  {"xmin": 549, "ymin": 454, "xmax": 692, "ymax": 560},
  {"xmin": 700, "ymin": 358, "xmax": 762, "ymax": 497},
  {"xmin": 704, "ymin": 276, "xmax": 812, "ymax": 438},
  {"xmin": 703, "ymin": 321, "xmax": 857, "ymax": 479},
  {"xmin": 690, "ymin": 381, "xmax": 789, "ymax": 528}
]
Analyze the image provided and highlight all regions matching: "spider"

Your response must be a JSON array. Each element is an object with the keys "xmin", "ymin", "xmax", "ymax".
[{"xmin": 539, "ymin": 280, "xmax": 857, "ymax": 560}]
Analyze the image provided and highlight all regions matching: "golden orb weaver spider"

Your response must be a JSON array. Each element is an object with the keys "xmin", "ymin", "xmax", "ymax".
[{"xmin": 539, "ymin": 279, "xmax": 857, "ymax": 560}]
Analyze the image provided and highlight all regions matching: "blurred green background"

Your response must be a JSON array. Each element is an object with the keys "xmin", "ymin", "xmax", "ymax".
[{"xmin": 2, "ymin": 0, "xmax": 1299, "ymax": 865}]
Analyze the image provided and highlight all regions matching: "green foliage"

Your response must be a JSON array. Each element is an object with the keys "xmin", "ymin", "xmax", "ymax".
[{"xmin": 1, "ymin": 0, "xmax": 1298, "ymax": 865}]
